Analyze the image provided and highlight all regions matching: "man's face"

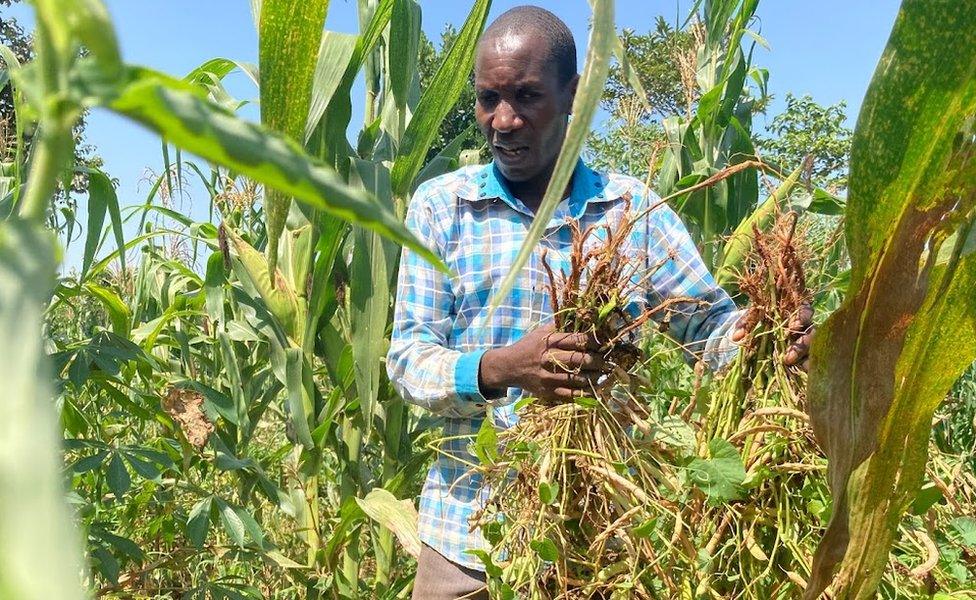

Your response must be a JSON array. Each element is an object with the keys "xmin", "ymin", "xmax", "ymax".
[{"xmin": 474, "ymin": 33, "xmax": 577, "ymax": 184}]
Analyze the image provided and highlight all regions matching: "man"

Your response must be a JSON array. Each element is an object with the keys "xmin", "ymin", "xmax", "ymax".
[{"xmin": 387, "ymin": 6, "xmax": 812, "ymax": 599}]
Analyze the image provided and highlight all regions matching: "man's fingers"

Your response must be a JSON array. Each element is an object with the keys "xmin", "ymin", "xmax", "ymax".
[
  {"xmin": 544, "ymin": 349, "xmax": 607, "ymax": 372},
  {"xmin": 784, "ymin": 341, "xmax": 810, "ymax": 366},
  {"xmin": 548, "ymin": 331, "xmax": 600, "ymax": 351},
  {"xmin": 789, "ymin": 305, "xmax": 814, "ymax": 332},
  {"xmin": 552, "ymin": 387, "xmax": 588, "ymax": 401},
  {"xmin": 540, "ymin": 369, "xmax": 598, "ymax": 390},
  {"xmin": 733, "ymin": 308, "xmax": 761, "ymax": 342}
]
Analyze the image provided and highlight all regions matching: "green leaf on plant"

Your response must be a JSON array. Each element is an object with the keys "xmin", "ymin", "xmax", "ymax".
[
  {"xmin": 538, "ymin": 481, "xmax": 559, "ymax": 505},
  {"xmin": 187, "ymin": 497, "xmax": 213, "ymax": 549},
  {"xmin": 91, "ymin": 546, "xmax": 120, "ymax": 585},
  {"xmin": 464, "ymin": 549, "xmax": 502, "ymax": 578},
  {"xmin": 652, "ymin": 415, "xmax": 697, "ymax": 456},
  {"xmin": 217, "ymin": 498, "xmax": 248, "ymax": 548},
  {"xmin": 105, "ymin": 452, "xmax": 131, "ymax": 499},
  {"xmin": 910, "ymin": 481, "xmax": 944, "ymax": 515},
  {"xmin": 631, "ymin": 518, "xmax": 657, "ymax": 539},
  {"xmin": 472, "ymin": 416, "xmax": 499, "ymax": 464},
  {"xmin": 573, "ymin": 396, "xmax": 598, "ymax": 409},
  {"xmin": 687, "ymin": 438, "xmax": 746, "ymax": 503},
  {"xmin": 71, "ymin": 450, "xmax": 108, "ymax": 474},
  {"xmin": 951, "ymin": 516, "xmax": 976, "ymax": 547},
  {"xmin": 530, "ymin": 538, "xmax": 559, "ymax": 562}
]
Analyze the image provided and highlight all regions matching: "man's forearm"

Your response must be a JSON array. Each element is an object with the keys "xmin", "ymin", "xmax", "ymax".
[{"xmin": 478, "ymin": 346, "xmax": 520, "ymax": 398}]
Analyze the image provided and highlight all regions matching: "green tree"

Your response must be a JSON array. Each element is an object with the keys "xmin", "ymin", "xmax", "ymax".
[
  {"xmin": 585, "ymin": 18, "xmax": 694, "ymax": 177},
  {"xmin": 604, "ymin": 18, "xmax": 696, "ymax": 120},
  {"xmin": 758, "ymin": 93, "xmax": 852, "ymax": 192},
  {"xmin": 0, "ymin": 0, "xmax": 103, "ymax": 231}
]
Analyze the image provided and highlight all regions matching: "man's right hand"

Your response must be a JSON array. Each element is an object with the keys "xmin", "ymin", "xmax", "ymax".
[{"xmin": 478, "ymin": 324, "xmax": 608, "ymax": 402}]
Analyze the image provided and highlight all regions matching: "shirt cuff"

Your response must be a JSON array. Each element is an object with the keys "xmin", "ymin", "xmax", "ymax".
[{"xmin": 454, "ymin": 348, "xmax": 489, "ymax": 405}]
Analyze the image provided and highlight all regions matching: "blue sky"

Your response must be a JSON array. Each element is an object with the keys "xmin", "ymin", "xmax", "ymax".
[{"xmin": 5, "ymin": 0, "xmax": 900, "ymax": 270}]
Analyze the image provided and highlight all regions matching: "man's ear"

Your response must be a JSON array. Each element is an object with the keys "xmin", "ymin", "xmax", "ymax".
[{"xmin": 565, "ymin": 73, "xmax": 580, "ymax": 114}]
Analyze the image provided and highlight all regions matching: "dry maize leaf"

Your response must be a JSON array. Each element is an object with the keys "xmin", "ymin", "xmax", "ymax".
[
  {"xmin": 259, "ymin": 0, "xmax": 329, "ymax": 281},
  {"xmin": 356, "ymin": 488, "xmax": 422, "ymax": 559},
  {"xmin": 163, "ymin": 388, "xmax": 214, "ymax": 451},
  {"xmin": 804, "ymin": 2, "xmax": 976, "ymax": 598}
]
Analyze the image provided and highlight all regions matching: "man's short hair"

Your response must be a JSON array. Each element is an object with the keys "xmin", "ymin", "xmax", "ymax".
[{"xmin": 482, "ymin": 5, "xmax": 577, "ymax": 85}]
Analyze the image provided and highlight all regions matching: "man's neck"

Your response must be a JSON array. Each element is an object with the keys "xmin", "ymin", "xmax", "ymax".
[{"xmin": 505, "ymin": 162, "xmax": 571, "ymax": 213}]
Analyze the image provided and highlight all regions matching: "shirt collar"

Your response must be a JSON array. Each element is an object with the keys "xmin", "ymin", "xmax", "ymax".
[{"xmin": 456, "ymin": 159, "xmax": 629, "ymax": 225}]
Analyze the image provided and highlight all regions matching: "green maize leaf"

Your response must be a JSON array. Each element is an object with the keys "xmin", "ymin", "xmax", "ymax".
[
  {"xmin": 349, "ymin": 159, "xmax": 398, "ymax": 431},
  {"xmin": 259, "ymin": 0, "xmax": 330, "ymax": 280},
  {"xmin": 723, "ymin": 111, "xmax": 759, "ymax": 229},
  {"xmin": 390, "ymin": 0, "xmax": 491, "ymax": 199},
  {"xmin": 715, "ymin": 165, "xmax": 801, "ymax": 288},
  {"xmin": 32, "ymin": 0, "xmax": 119, "ymax": 75},
  {"xmin": 0, "ymin": 219, "xmax": 86, "ymax": 600},
  {"xmin": 60, "ymin": 0, "xmax": 122, "ymax": 79},
  {"xmin": 204, "ymin": 251, "xmax": 227, "ymax": 325},
  {"xmin": 81, "ymin": 171, "xmax": 109, "ymax": 280},
  {"xmin": 284, "ymin": 347, "xmax": 315, "ymax": 449},
  {"xmin": 310, "ymin": 0, "xmax": 394, "ymax": 170},
  {"xmin": 218, "ymin": 331, "xmax": 247, "ymax": 428},
  {"xmin": 414, "ymin": 123, "xmax": 477, "ymax": 190},
  {"xmin": 83, "ymin": 283, "xmax": 131, "ymax": 337},
  {"xmin": 104, "ymin": 69, "xmax": 444, "ymax": 271},
  {"xmin": 304, "ymin": 31, "xmax": 358, "ymax": 143},
  {"xmin": 389, "ymin": 0, "xmax": 422, "ymax": 113},
  {"xmin": 304, "ymin": 216, "xmax": 348, "ymax": 353},
  {"xmin": 223, "ymin": 225, "xmax": 301, "ymax": 342},
  {"xmin": 184, "ymin": 57, "xmax": 259, "ymax": 89},
  {"xmin": 805, "ymin": 187, "xmax": 847, "ymax": 216},
  {"xmin": 804, "ymin": 2, "xmax": 976, "ymax": 598},
  {"xmin": 486, "ymin": 0, "xmax": 614, "ymax": 317},
  {"xmin": 356, "ymin": 488, "xmax": 421, "ymax": 559},
  {"xmin": 80, "ymin": 169, "xmax": 125, "ymax": 281},
  {"xmin": 0, "ymin": 43, "xmax": 19, "ymax": 93}
]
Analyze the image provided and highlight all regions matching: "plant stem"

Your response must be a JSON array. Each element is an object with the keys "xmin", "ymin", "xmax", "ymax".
[{"xmin": 19, "ymin": 124, "xmax": 72, "ymax": 223}]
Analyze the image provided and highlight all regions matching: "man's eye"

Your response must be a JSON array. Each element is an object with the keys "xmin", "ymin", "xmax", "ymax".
[
  {"xmin": 478, "ymin": 92, "xmax": 498, "ymax": 104},
  {"xmin": 518, "ymin": 90, "xmax": 540, "ymax": 101}
]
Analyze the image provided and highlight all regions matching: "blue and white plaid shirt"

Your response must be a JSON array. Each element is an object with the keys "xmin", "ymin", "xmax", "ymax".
[{"xmin": 387, "ymin": 159, "xmax": 742, "ymax": 570}]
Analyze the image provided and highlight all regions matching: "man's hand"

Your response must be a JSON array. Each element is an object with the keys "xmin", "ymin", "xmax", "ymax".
[
  {"xmin": 479, "ymin": 324, "xmax": 608, "ymax": 402},
  {"xmin": 731, "ymin": 304, "xmax": 815, "ymax": 372}
]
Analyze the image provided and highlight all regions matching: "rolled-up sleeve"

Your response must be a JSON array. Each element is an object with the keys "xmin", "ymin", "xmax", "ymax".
[
  {"xmin": 643, "ymin": 199, "xmax": 744, "ymax": 370},
  {"xmin": 386, "ymin": 188, "xmax": 489, "ymax": 418}
]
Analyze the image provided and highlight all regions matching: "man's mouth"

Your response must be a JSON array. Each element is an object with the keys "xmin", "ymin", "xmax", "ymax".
[{"xmin": 494, "ymin": 145, "xmax": 529, "ymax": 160}]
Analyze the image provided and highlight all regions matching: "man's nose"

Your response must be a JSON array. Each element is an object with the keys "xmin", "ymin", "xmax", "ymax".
[{"xmin": 492, "ymin": 100, "xmax": 523, "ymax": 133}]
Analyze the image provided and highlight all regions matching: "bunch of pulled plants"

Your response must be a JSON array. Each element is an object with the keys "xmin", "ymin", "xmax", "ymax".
[{"xmin": 469, "ymin": 209, "xmax": 696, "ymax": 599}]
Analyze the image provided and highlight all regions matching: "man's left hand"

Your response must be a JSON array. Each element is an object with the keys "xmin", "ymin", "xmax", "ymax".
[{"xmin": 732, "ymin": 304, "xmax": 815, "ymax": 372}]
